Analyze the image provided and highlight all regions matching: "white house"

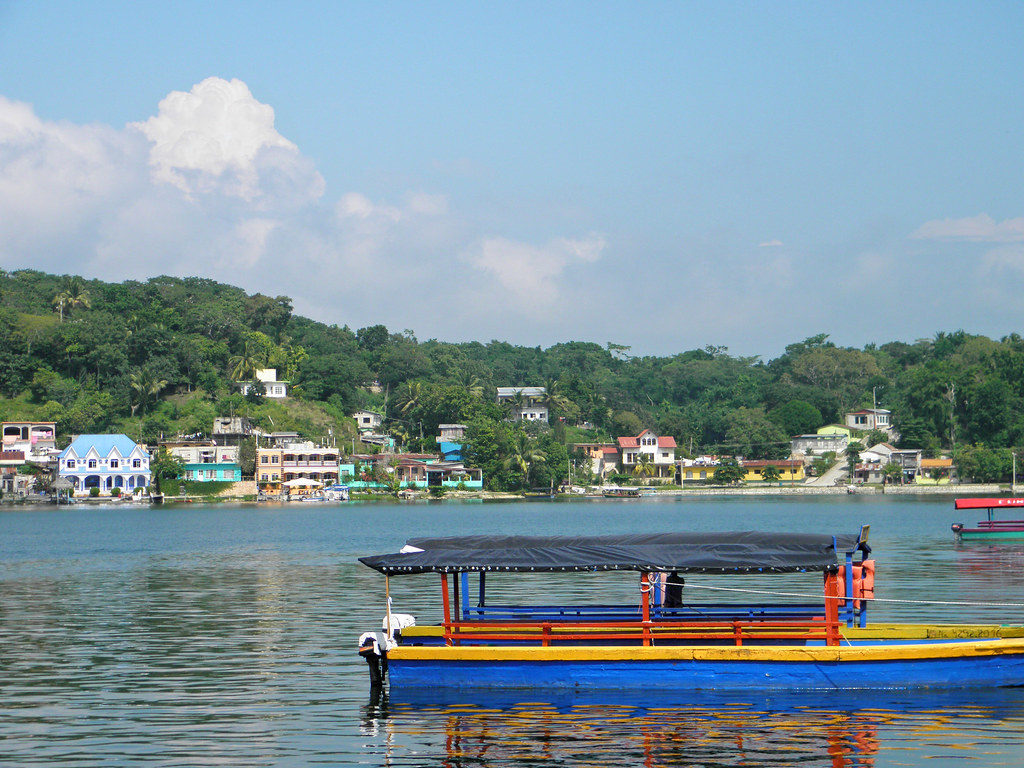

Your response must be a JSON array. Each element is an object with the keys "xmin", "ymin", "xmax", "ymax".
[
  {"xmin": 496, "ymin": 387, "xmax": 548, "ymax": 422},
  {"xmin": 791, "ymin": 433, "xmax": 849, "ymax": 457},
  {"xmin": 617, "ymin": 429, "xmax": 677, "ymax": 479},
  {"xmin": 58, "ymin": 434, "xmax": 151, "ymax": 496},
  {"xmin": 2, "ymin": 421, "xmax": 57, "ymax": 460},
  {"xmin": 353, "ymin": 410, "xmax": 384, "ymax": 432},
  {"xmin": 845, "ymin": 409, "xmax": 894, "ymax": 437},
  {"xmin": 239, "ymin": 369, "xmax": 288, "ymax": 398}
]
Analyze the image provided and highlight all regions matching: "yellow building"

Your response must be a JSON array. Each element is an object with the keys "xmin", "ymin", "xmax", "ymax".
[{"xmin": 740, "ymin": 460, "xmax": 806, "ymax": 483}]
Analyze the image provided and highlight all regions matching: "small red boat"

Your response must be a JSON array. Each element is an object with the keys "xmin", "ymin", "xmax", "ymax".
[{"xmin": 951, "ymin": 498, "xmax": 1024, "ymax": 540}]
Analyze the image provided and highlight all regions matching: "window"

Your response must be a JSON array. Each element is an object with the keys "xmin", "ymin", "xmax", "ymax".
[
  {"xmin": 261, "ymin": 456, "xmax": 268, "ymax": 464},
  {"xmin": 110, "ymin": 459, "xmax": 119, "ymax": 469},
  {"xmin": 271, "ymin": 456, "xmax": 279, "ymax": 464},
  {"xmin": 206, "ymin": 470, "xmax": 216, "ymax": 480},
  {"xmin": 661, "ymin": 452, "xmax": 670, "ymax": 459},
  {"xmin": 66, "ymin": 459, "xmax": 76, "ymax": 469},
  {"xmin": 699, "ymin": 470, "xmax": 706, "ymax": 479},
  {"xmin": 132, "ymin": 459, "xmax": 141, "ymax": 468},
  {"xmin": 88, "ymin": 459, "xmax": 97, "ymax": 469}
]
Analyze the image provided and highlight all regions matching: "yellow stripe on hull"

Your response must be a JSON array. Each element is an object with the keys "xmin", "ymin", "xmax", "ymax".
[{"xmin": 390, "ymin": 637, "xmax": 1024, "ymax": 663}]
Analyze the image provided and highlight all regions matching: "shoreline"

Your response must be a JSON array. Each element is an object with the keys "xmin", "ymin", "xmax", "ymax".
[{"xmin": 2, "ymin": 482, "xmax": 1008, "ymax": 506}]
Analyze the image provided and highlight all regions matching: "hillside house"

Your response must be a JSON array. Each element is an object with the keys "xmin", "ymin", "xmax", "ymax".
[
  {"xmin": 496, "ymin": 387, "xmax": 548, "ymax": 423},
  {"xmin": 239, "ymin": 368, "xmax": 289, "ymax": 398}
]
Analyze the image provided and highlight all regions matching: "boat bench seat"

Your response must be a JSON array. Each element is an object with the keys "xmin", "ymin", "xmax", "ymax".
[{"xmin": 464, "ymin": 602, "xmax": 824, "ymax": 623}]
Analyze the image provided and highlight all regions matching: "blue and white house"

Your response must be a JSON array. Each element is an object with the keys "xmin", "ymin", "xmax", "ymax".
[{"xmin": 58, "ymin": 434, "xmax": 151, "ymax": 495}]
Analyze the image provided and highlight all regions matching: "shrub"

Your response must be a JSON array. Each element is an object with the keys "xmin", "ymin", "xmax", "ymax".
[
  {"xmin": 89, "ymin": 487, "xmax": 100, "ymax": 497},
  {"xmin": 111, "ymin": 487, "xmax": 121, "ymax": 497}
]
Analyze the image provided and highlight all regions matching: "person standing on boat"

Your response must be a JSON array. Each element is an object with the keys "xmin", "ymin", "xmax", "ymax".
[{"xmin": 664, "ymin": 571, "xmax": 684, "ymax": 608}]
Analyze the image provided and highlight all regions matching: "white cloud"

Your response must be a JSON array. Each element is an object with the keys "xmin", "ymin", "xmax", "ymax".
[
  {"xmin": 465, "ymin": 234, "xmax": 606, "ymax": 312},
  {"xmin": 132, "ymin": 77, "xmax": 319, "ymax": 202},
  {"xmin": 758, "ymin": 239, "xmax": 783, "ymax": 248},
  {"xmin": 911, "ymin": 214, "xmax": 1024, "ymax": 243},
  {"xmin": 980, "ymin": 243, "xmax": 1024, "ymax": 273},
  {"xmin": 0, "ymin": 79, "xmax": 614, "ymax": 347}
]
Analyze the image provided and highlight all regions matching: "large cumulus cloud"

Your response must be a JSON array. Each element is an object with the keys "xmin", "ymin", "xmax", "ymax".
[{"xmin": 0, "ymin": 77, "xmax": 604, "ymax": 341}]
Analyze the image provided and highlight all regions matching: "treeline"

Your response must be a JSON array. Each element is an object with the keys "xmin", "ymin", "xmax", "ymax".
[{"xmin": 1, "ymin": 269, "xmax": 1023, "ymax": 487}]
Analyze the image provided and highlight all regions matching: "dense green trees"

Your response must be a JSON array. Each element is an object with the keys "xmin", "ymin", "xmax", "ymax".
[{"xmin": 3, "ymin": 270, "xmax": 1024, "ymax": 491}]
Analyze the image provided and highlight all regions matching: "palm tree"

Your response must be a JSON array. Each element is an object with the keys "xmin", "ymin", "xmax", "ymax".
[
  {"xmin": 230, "ymin": 342, "xmax": 264, "ymax": 381},
  {"xmin": 540, "ymin": 377, "xmax": 570, "ymax": 420},
  {"xmin": 397, "ymin": 381, "xmax": 423, "ymax": 415},
  {"xmin": 456, "ymin": 371, "xmax": 484, "ymax": 400},
  {"xmin": 52, "ymin": 276, "xmax": 91, "ymax": 322},
  {"xmin": 504, "ymin": 432, "xmax": 545, "ymax": 488},
  {"xmin": 129, "ymin": 367, "xmax": 169, "ymax": 416},
  {"xmin": 502, "ymin": 391, "xmax": 527, "ymax": 420},
  {"xmin": 632, "ymin": 454, "xmax": 656, "ymax": 483}
]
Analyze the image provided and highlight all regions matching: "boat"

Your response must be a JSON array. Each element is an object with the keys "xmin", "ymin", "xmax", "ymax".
[
  {"xmin": 356, "ymin": 528, "xmax": 1024, "ymax": 692},
  {"xmin": 602, "ymin": 486, "xmax": 640, "ymax": 498},
  {"xmin": 324, "ymin": 484, "xmax": 350, "ymax": 501},
  {"xmin": 952, "ymin": 497, "xmax": 1024, "ymax": 540},
  {"xmin": 295, "ymin": 485, "xmax": 350, "ymax": 502}
]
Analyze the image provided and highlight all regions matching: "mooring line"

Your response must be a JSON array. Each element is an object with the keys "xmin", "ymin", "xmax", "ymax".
[{"xmin": 671, "ymin": 581, "xmax": 1024, "ymax": 608}]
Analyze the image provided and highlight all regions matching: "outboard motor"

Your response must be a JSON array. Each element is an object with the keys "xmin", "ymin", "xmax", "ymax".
[
  {"xmin": 358, "ymin": 610, "xmax": 416, "ymax": 689},
  {"xmin": 358, "ymin": 630, "xmax": 390, "ymax": 688}
]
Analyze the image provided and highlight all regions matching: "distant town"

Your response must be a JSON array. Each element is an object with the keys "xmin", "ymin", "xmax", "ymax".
[{"xmin": 3, "ymin": 374, "xmax": 958, "ymax": 502}]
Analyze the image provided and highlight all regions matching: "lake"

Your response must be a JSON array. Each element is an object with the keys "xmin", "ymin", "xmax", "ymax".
[{"xmin": 2, "ymin": 494, "xmax": 1024, "ymax": 766}]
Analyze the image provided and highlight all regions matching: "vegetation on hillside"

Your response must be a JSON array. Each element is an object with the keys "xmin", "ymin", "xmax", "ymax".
[{"xmin": 2, "ymin": 269, "xmax": 1023, "ymax": 489}]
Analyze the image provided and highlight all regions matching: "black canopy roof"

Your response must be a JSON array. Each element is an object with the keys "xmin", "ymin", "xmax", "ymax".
[{"xmin": 358, "ymin": 531, "xmax": 866, "ymax": 576}]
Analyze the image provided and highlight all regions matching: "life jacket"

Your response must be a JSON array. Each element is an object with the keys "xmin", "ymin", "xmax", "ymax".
[{"xmin": 834, "ymin": 560, "xmax": 876, "ymax": 609}]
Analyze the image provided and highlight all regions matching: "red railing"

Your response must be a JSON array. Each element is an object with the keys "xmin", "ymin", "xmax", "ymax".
[{"xmin": 440, "ymin": 617, "xmax": 837, "ymax": 647}]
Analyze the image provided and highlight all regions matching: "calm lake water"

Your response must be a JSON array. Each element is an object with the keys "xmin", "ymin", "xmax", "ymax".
[{"xmin": 3, "ymin": 495, "xmax": 1024, "ymax": 766}]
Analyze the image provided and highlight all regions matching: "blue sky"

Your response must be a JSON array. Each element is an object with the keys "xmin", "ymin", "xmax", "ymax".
[{"xmin": 1, "ymin": 2, "xmax": 1022, "ymax": 358}]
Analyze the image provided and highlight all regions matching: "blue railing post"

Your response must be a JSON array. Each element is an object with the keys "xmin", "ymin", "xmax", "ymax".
[{"xmin": 845, "ymin": 549, "xmax": 855, "ymax": 627}]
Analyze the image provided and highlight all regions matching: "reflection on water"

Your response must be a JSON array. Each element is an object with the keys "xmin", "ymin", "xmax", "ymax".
[
  {"xmin": 366, "ymin": 688, "xmax": 1024, "ymax": 767},
  {"xmin": 3, "ymin": 498, "xmax": 1024, "ymax": 766}
]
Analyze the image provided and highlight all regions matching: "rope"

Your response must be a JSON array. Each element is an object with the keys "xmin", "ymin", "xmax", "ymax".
[{"xmin": 667, "ymin": 580, "xmax": 1024, "ymax": 609}]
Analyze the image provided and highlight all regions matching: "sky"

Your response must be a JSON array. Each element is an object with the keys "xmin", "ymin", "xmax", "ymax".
[{"xmin": 0, "ymin": 2, "xmax": 1022, "ymax": 359}]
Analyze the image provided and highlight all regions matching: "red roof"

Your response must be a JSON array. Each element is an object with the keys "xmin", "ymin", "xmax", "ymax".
[{"xmin": 617, "ymin": 430, "xmax": 677, "ymax": 449}]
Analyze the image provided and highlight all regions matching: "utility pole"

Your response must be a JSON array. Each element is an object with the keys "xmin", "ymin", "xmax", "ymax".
[{"xmin": 948, "ymin": 383, "xmax": 957, "ymax": 484}]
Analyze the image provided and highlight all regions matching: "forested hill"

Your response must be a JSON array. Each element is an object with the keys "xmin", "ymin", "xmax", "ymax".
[{"xmin": 1, "ymin": 269, "xmax": 1022, "ymax": 485}]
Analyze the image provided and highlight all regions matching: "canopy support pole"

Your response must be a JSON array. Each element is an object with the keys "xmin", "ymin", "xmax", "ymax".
[
  {"xmin": 440, "ymin": 573, "xmax": 452, "ymax": 646},
  {"xmin": 824, "ymin": 569, "xmax": 840, "ymax": 646},
  {"xmin": 454, "ymin": 571, "xmax": 461, "ymax": 623},
  {"xmin": 385, "ymin": 576, "xmax": 391, "ymax": 639},
  {"xmin": 641, "ymin": 572, "xmax": 651, "ymax": 647}
]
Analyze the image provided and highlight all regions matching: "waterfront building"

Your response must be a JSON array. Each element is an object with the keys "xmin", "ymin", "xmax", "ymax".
[
  {"xmin": 2, "ymin": 421, "xmax": 57, "ymax": 460},
  {"xmin": 740, "ymin": 459, "xmax": 806, "ymax": 483},
  {"xmin": 58, "ymin": 434, "xmax": 150, "ymax": 495},
  {"xmin": 617, "ymin": 430, "xmax": 677, "ymax": 480},
  {"xmin": 573, "ymin": 442, "xmax": 619, "ymax": 477},
  {"xmin": 163, "ymin": 441, "xmax": 242, "ymax": 482},
  {"xmin": 256, "ymin": 441, "xmax": 339, "ymax": 491}
]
